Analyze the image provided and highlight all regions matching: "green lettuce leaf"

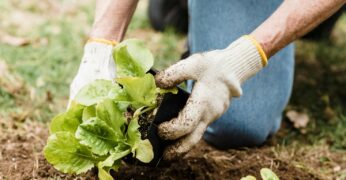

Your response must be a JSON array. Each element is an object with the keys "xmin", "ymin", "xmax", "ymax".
[
  {"xmin": 101, "ymin": 149, "xmax": 130, "ymax": 168},
  {"xmin": 116, "ymin": 74, "xmax": 157, "ymax": 108},
  {"xmin": 126, "ymin": 109, "xmax": 154, "ymax": 163},
  {"xmin": 97, "ymin": 160, "xmax": 123, "ymax": 180},
  {"xmin": 50, "ymin": 104, "xmax": 84, "ymax": 133},
  {"xmin": 43, "ymin": 132, "xmax": 96, "ymax": 174},
  {"xmin": 113, "ymin": 39, "xmax": 154, "ymax": 77},
  {"xmin": 135, "ymin": 139, "xmax": 154, "ymax": 163},
  {"xmin": 96, "ymin": 99, "xmax": 127, "ymax": 133},
  {"xmin": 75, "ymin": 118, "xmax": 123, "ymax": 155},
  {"xmin": 156, "ymin": 87, "xmax": 178, "ymax": 95},
  {"xmin": 75, "ymin": 80, "xmax": 127, "ymax": 106},
  {"xmin": 240, "ymin": 176, "xmax": 257, "ymax": 180},
  {"xmin": 260, "ymin": 168, "xmax": 280, "ymax": 180},
  {"xmin": 82, "ymin": 105, "xmax": 96, "ymax": 121},
  {"xmin": 97, "ymin": 144, "xmax": 131, "ymax": 180},
  {"xmin": 97, "ymin": 164, "xmax": 114, "ymax": 180}
]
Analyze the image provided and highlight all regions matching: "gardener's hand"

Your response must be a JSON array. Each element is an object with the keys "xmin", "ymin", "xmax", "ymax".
[
  {"xmin": 155, "ymin": 36, "xmax": 268, "ymax": 160},
  {"xmin": 68, "ymin": 39, "xmax": 117, "ymax": 107}
]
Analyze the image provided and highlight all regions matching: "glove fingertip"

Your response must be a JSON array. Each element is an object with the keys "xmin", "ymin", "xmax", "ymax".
[
  {"xmin": 154, "ymin": 70, "xmax": 176, "ymax": 89},
  {"xmin": 158, "ymin": 121, "xmax": 175, "ymax": 140}
]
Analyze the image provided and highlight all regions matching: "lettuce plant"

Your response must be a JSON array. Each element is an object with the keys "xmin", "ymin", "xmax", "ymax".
[{"xmin": 44, "ymin": 39, "xmax": 176, "ymax": 180}]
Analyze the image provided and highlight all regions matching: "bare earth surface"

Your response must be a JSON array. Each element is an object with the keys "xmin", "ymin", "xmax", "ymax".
[{"xmin": 1, "ymin": 116, "xmax": 345, "ymax": 179}]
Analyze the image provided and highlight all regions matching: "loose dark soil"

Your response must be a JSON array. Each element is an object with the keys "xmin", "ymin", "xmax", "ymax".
[
  {"xmin": 2, "ymin": 116, "xmax": 337, "ymax": 180},
  {"xmin": 113, "ymin": 140, "xmax": 319, "ymax": 180}
]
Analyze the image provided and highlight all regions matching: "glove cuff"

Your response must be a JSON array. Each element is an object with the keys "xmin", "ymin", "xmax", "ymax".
[
  {"xmin": 224, "ymin": 35, "xmax": 268, "ymax": 83},
  {"xmin": 87, "ymin": 38, "xmax": 118, "ymax": 46},
  {"xmin": 83, "ymin": 41, "xmax": 114, "ymax": 60}
]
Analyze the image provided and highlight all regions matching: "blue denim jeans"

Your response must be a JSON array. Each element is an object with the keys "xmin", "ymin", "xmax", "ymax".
[{"xmin": 188, "ymin": 0, "xmax": 295, "ymax": 148}]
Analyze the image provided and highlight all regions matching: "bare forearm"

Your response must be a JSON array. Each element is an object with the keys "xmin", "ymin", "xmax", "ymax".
[
  {"xmin": 251, "ymin": 0, "xmax": 345, "ymax": 58},
  {"xmin": 90, "ymin": 0, "xmax": 138, "ymax": 41}
]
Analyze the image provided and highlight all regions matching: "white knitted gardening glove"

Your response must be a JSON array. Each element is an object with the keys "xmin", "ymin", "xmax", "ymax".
[
  {"xmin": 155, "ymin": 36, "xmax": 268, "ymax": 160},
  {"xmin": 68, "ymin": 39, "xmax": 117, "ymax": 107}
]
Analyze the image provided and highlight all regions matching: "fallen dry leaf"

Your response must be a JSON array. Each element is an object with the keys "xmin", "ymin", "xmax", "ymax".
[
  {"xmin": 286, "ymin": 110, "xmax": 310, "ymax": 129},
  {"xmin": 1, "ymin": 34, "xmax": 30, "ymax": 46},
  {"xmin": 2, "ymin": 10, "xmax": 45, "ymax": 35},
  {"xmin": 333, "ymin": 165, "xmax": 341, "ymax": 172}
]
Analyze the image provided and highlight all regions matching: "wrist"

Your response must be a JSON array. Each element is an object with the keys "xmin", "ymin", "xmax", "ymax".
[
  {"xmin": 89, "ymin": 27, "xmax": 124, "ymax": 42},
  {"xmin": 250, "ymin": 29, "xmax": 280, "ymax": 58},
  {"xmin": 91, "ymin": 0, "xmax": 138, "ymax": 42}
]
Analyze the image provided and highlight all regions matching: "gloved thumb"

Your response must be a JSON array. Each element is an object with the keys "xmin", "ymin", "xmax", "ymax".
[{"xmin": 155, "ymin": 54, "xmax": 206, "ymax": 89}]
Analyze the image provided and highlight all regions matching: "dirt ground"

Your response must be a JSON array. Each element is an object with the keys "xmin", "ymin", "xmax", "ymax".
[
  {"xmin": 114, "ymin": 141, "xmax": 318, "ymax": 180},
  {"xmin": 0, "ymin": 120, "xmax": 303, "ymax": 180},
  {"xmin": 1, "ymin": 116, "xmax": 345, "ymax": 180}
]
